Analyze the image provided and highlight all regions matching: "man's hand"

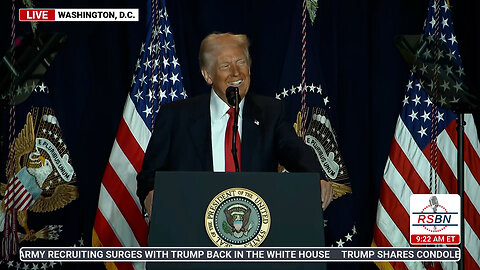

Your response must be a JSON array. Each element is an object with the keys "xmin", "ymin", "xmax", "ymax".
[
  {"xmin": 144, "ymin": 190, "xmax": 155, "ymax": 218},
  {"xmin": 320, "ymin": 180, "xmax": 334, "ymax": 210}
]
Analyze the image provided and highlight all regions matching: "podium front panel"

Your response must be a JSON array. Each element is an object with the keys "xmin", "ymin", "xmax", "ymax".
[{"xmin": 148, "ymin": 172, "xmax": 326, "ymax": 270}]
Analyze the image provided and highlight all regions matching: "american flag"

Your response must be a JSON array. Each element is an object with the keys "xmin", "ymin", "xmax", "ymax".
[
  {"xmin": 92, "ymin": 0, "xmax": 186, "ymax": 269},
  {"xmin": 373, "ymin": 1, "xmax": 480, "ymax": 269}
]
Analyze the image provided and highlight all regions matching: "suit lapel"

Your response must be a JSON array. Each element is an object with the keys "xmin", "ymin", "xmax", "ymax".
[
  {"xmin": 241, "ymin": 94, "xmax": 262, "ymax": 171},
  {"xmin": 188, "ymin": 94, "xmax": 213, "ymax": 171}
]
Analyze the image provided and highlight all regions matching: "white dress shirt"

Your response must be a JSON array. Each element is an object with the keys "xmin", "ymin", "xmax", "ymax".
[{"xmin": 210, "ymin": 89, "xmax": 244, "ymax": 172}]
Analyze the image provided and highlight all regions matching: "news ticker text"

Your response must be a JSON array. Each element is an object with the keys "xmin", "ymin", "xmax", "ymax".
[{"xmin": 20, "ymin": 247, "xmax": 460, "ymax": 262}]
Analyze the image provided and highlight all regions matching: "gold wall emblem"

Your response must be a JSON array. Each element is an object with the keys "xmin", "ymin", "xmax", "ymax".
[{"xmin": 1, "ymin": 107, "xmax": 79, "ymax": 243}]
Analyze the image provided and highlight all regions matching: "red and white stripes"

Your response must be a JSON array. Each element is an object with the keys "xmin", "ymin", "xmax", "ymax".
[
  {"xmin": 4, "ymin": 176, "xmax": 35, "ymax": 211},
  {"xmin": 93, "ymin": 96, "xmax": 150, "ymax": 270}
]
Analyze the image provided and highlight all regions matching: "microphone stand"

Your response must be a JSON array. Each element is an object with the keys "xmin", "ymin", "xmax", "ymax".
[
  {"xmin": 456, "ymin": 110, "xmax": 465, "ymax": 270},
  {"xmin": 231, "ymin": 90, "xmax": 240, "ymax": 172}
]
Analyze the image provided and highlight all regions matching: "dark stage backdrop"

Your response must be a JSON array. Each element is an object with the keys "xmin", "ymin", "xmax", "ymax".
[{"xmin": 0, "ymin": 1, "xmax": 478, "ymax": 270}]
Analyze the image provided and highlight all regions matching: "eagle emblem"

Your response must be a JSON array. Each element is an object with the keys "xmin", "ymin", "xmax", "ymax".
[
  {"xmin": 205, "ymin": 188, "xmax": 270, "ymax": 247},
  {"xmin": 278, "ymin": 107, "xmax": 352, "ymax": 199},
  {"xmin": 222, "ymin": 203, "xmax": 253, "ymax": 238},
  {"xmin": 0, "ymin": 107, "xmax": 79, "ymax": 256},
  {"xmin": 303, "ymin": 107, "xmax": 352, "ymax": 198}
]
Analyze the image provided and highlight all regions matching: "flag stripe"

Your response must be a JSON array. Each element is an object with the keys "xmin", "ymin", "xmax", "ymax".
[
  {"xmin": 93, "ymin": 212, "xmax": 135, "ymax": 270},
  {"xmin": 372, "ymin": 226, "xmax": 408, "ymax": 270},
  {"xmin": 5, "ymin": 178, "xmax": 22, "ymax": 202},
  {"xmin": 431, "ymin": 138, "xmax": 480, "ymax": 239},
  {"xmin": 465, "ymin": 219, "xmax": 480, "ymax": 269},
  {"xmin": 15, "ymin": 193, "xmax": 32, "ymax": 211},
  {"xmin": 421, "ymin": 141, "xmax": 456, "ymax": 195},
  {"xmin": 436, "ymin": 127, "xmax": 480, "ymax": 211},
  {"xmin": 464, "ymin": 250, "xmax": 480, "ymax": 270},
  {"xmin": 373, "ymin": 223, "xmax": 392, "ymax": 248},
  {"xmin": 464, "ymin": 114, "xmax": 480, "ymax": 157},
  {"xmin": 4, "ymin": 182, "xmax": 19, "ymax": 208},
  {"xmin": 444, "ymin": 117, "xmax": 480, "ymax": 185},
  {"xmin": 464, "ymin": 195, "xmax": 480, "ymax": 247},
  {"xmin": 5, "ymin": 177, "xmax": 20, "ymax": 198},
  {"xmin": 109, "ymin": 140, "xmax": 143, "ymax": 210},
  {"xmin": 395, "ymin": 119, "xmax": 454, "ymax": 195},
  {"xmin": 12, "ymin": 181, "xmax": 22, "ymax": 195},
  {"xmin": 375, "ymin": 203, "xmax": 425, "ymax": 270},
  {"xmin": 12, "ymin": 186, "xmax": 29, "ymax": 204},
  {"xmin": 439, "ymin": 261, "xmax": 456, "ymax": 270},
  {"xmin": 116, "ymin": 117, "xmax": 145, "ymax": 173},
  {"xmin": 97, "ymin": 184, "xmax": 140, "ymax": 247},
  {"xmin": 6, "ymin": 185, "xmax": 31, "ymax": 211},
  {"xmin": 389, "ymin": 136, "xmax": 430, "ymax": 194},
  {"xmin": 93, "ymin": 209, "xmax": 125, "ymax": 247},
  {"xmin": 394, "ymin": 118, "xmax": 432, "ymax": 192},
  {"xmin": 115, "ymin": 262, "xmax": 137, "ymax": 270},
  {"xmin": 102, "ymin": 163, "xmax": 149, "ymax": 246},
  {"xmin": 123, "ymin": 96, "xmax": 151, "ymax": 151},
  {"xmin": 378, "ymin": 176, "xmax": 410, "ymax": 239},
  {"xmin": 376, "ymin": 202, "xmax": 410, "ymax": 247}
]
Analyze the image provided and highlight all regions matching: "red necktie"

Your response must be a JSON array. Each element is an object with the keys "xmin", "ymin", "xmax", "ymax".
[{"xmin": 225, "ymin": 107, "xmax": 241, "ymax": 172}]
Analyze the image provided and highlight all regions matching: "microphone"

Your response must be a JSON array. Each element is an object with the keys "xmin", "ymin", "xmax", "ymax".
[
  {"xmin": 225, "ymin": 86, "xmax": 240, "ymax": 172},
  {"xmin": 429, "ymin": 195, "xmax": 439, "ymax": 213},
  {"xmin": 226, "ymin": 86, "xmax": 239, "ymax": 107},
  {"xmin": 429, "ymin": 195, "xmax": 439, "ymax": 230}
]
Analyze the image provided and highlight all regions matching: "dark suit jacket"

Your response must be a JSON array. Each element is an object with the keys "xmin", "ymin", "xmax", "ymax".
[{"xmin": 136, "ymin": 93, "xmax": 324, "ymax": 203}]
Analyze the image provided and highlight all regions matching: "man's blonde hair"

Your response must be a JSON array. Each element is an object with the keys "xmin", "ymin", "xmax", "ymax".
[{"xmin": 199, "ymin": 32, "xmax": 251, "ymax": 72}]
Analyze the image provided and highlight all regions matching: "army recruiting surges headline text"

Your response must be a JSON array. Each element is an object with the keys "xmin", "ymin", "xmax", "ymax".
[{"xmin": 20, "ymin": 247, "xmax": 460, "ymax": 262}]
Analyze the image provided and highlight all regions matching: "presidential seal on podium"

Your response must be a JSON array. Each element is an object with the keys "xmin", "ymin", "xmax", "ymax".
[{"xmin": 205, "ymin": 188, "xmax": 271, "ymax": 247}]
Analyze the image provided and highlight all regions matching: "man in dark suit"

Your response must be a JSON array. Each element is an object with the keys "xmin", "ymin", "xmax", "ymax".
[{"xmin": 137, "ymin": 33, "xmax": 333, "ymax": 216}]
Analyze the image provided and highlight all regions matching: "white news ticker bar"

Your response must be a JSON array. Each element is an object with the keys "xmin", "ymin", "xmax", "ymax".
[
  {"xmin": 20, "ymin": 247, "xmax": 461, "ymax": 262},
  {"xmin": 19, "ymin": 9, "xmax": 139, "ymax": 22}
]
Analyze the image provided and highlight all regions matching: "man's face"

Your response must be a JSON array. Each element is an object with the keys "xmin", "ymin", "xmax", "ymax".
[{"xmin": 202, "ymin": 45, "xmax": 250, "ymax": 105}]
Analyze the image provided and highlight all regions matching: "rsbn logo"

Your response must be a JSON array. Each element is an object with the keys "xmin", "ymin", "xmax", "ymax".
[
  {"xmin": 410, "ymin": 194, "xmax": 460, "ymax": 245},
  {"xmin": 412, "ymin": 196, "xmax": 458, "ymax": 232}
]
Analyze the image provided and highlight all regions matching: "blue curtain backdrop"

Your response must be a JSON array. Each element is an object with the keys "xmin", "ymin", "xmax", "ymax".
[{"xmin": 0, "ymin": 1, "xmax": 478, "ymax": 269}]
